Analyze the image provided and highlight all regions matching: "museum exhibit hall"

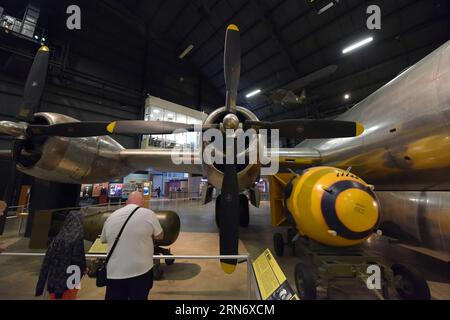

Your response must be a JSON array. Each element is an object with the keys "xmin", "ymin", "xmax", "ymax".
[{"xmin": 0, "ymin": 0, "xmax": 449, "ymax": 308}]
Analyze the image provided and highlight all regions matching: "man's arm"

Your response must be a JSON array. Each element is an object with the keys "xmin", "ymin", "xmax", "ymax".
[
  {"xmin": 153, "ymin": 230, "xmax": 164, "ymax": 240},
  {"xmin": 100, "ymin": 224, "xmax": 107, "ymax": 243},
  {"xmin": 150, "ymin": 212, "xmax": 164, "ymax": 240}
]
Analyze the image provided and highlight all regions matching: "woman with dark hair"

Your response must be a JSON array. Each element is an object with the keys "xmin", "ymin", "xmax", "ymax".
[{"xmin": 35, "ymin": 211, "xmax": 86, "ymax": 299}]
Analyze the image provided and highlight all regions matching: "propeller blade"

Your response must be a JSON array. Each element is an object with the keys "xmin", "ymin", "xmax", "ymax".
[
  {"xmin": 27, "ymin": 121, "xmax": 111, "ymax": 137},
  {"xmin": 108, "ymin": 120, "xmax": 196, "ymax": 135},
  {"xmin": 26, "ymin": 120, "xmax": 216, "ymax": 137},
  {"xmin": 218, "ymin": 132, "xmax": 240, "ymax": 273},
  {"xmin": 245, "ymin": 119, "xmax": 364, "ymax": 139},
  {"xmin": 0, "ymin": 121, "xmax": 27, "ymax": 138},
  {"xmin": 224, "ymin": 24, "xmax": 240, "ymax": 114},
  {"xmin": 17, "ymin": 46, "xmax": 50, "ymax": 122}
]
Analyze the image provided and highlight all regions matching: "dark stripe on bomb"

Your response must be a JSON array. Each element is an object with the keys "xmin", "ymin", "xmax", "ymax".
[{"xmin": 321, "ymin": 180, "xmax": 380, "ymax": 240}]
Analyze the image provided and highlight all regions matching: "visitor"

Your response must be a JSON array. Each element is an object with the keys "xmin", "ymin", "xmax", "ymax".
[{"xmin": 101, "ymin": 191, "xmax": 163, "ymax": 300}]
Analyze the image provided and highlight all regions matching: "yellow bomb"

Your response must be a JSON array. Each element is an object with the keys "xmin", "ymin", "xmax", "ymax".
[{"xmin": 286, "ymin": 167, "xmax": 380, "ymax": 247}]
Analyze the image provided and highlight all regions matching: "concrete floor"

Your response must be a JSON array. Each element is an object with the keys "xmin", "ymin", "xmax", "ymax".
[{"xmin": 0, "ymin": 199, "xmax": 449, "ymax": 300}]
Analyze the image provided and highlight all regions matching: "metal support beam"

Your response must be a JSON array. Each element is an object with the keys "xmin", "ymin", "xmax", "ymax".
[{"xmin": 250, "ymin": 0, "xmax": 298, "ymax": 76}]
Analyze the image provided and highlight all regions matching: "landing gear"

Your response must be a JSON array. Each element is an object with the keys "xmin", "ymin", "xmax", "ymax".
[
  {"xmin": 273, "ymin": 233, "xmax": 284, "ymax": 257},
  {"xmin": 153, "ymin": 261, "xmax": 164, "ymax": 280},
  {"xmin": 283, "ymin": 235, "xmax": 431, "ymax": 300},
  {"xmin": 294, "ymin": 262, "xmax": 317, "ymax": 300},
  {"xmin": 273, "ymin": 228, "xmax": 298, "ymax": 257},
  {"xmin": 239, "ymin": 194, "xmax": 249, "ymax": 227},
  {"xmin": 392, "ymin": 263, "xmax": 431, "ymax": 300},
  {"xmin": 153, "ymin": 246, "xmax": 176, "ymax": 280},
  {"xmin": 215, "ymin": 193, "xmax": 250, "ymax": 228},
  {"xmin": 165, "ymin": 254, "xmax": 175, "ymax": 265}
]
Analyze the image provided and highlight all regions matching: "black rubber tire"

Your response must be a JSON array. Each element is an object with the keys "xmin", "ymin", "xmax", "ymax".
[
  {"xmin": 392, "ymin": 263, "xmax": 430, "ymax": 300},
  {"xmin": 273, "ymin": 232, "xmax": 284, "ymax": 257},
  {"xmin": 165, "ymin": 253, "xmax": 175, "ymax": 265},
  {"xmin": 239, "ymin": 194, "xmax": 250, "ymax": 228},
  {"xmin": 287, "ymin": 228, "xmax": 297, "ymax": 244},
  {"xmin": 294, "ymin": 263, "xmax": 317, "ymax": 300},
  {"xmin": 153, "ymin": 264, "xmax": 164, "ymax": 280},
  {"xmin": 215, "ymin": 195, "xmax": 221, "ymax": 228}
]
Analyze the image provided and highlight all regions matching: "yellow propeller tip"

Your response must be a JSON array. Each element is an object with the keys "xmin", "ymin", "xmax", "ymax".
[
  {"xmin": 355, "ymin": 122, "xmax": 364, "ymax": 136},
  {"xmin": 39, "ymin": 45, "xmax": 49, "ymax": 52},
  {"xmin": 221, "ymin": 262, "xmax": 236, "ymax": 274},
  {"xmin": 106, "ymin": 122, "xmax": 116, "ymax": 133},
  {"xmin": 227, "ymin": 24, "xmax": 239, "ymax": 32}
]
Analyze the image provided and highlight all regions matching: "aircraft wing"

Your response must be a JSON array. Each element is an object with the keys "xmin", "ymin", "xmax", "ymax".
[
  {"xmin": 119, "ymin": 148, "xmax": 203, "ymax": 175},
  {"xmin": 121, "ymin": 147, "xmax": 320, "ymax": 175},
  {"xmin": 268, "ymin": 147, "xmax": 321, "ymax": 171}
]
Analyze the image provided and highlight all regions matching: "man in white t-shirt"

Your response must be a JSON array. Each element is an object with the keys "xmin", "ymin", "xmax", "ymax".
[{"xmin": 101, "ymin": 191, "xmax": 163, "ymax": 300}]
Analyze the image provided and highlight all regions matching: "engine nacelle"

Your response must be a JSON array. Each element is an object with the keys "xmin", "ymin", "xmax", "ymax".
[
  {"xmin": 17, "ymin": 113, "xmax": 132, "ymax": 184},
  {"xmin": 271, "ymin": 167, "xmax": 380, "ymax": 247},
  {"xmin": 202, "ymin": 106, "xmax": 261, "ymax": 192}
]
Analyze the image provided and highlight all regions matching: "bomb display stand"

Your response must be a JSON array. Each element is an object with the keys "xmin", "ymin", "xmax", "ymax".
[{"xmin": 274, "ymin": 229, "xmax": 431, "ymax": 300}]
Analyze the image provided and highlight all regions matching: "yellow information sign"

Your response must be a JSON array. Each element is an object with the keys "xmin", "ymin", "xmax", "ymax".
[
  {"xmin": 88, "ymin": 238, "xmax": 108, "ymax": 254},
  {"xmin": 252, "ymin": 249, "xmax": 298, "ymax": 300}
]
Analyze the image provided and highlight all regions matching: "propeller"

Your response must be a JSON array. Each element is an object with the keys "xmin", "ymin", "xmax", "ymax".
[
  {"xmin": 224, "ymin": 24, "xmax": 240, "ymax": 114},
  {"xmin": 0, "ymin": 45, "xmax": 49, "ymax": 225},
  {"xmin": 217, "ymin": 24, "xmax": 242, "ymax": 273},
  {"xmin": 218, "ymin": 131, "xmax": 240, "ymax": 273},
  {"xmin": 244, "ymin": 119, "xmax": 364, "ymax": 139},
  {"xmin": 17, "ymin": 46, "xmax": 50, "ymax": 122}
]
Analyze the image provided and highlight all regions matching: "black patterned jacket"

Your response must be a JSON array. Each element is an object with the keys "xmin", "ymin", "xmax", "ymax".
[{"xmin": 35, "ymin": 211, "xmax": 86, "ymax": 298}]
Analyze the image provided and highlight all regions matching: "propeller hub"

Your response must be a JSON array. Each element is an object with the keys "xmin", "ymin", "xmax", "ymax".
[{"xmin": 223, "ymin": 113, "xmax": 240, "ymax": 130}]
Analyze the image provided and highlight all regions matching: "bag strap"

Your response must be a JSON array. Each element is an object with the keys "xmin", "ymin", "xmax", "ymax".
[{"xmin": 105, "ymin": 205, "xmax": 140, "ymax": 264}]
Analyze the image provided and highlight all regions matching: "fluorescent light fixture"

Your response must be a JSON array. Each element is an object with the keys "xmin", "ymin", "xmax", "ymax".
[
  {"xmin": 152, "ymin": 109, "xmax": 160, "ymax": 113},
  {"xmin": 167, "ymin": 113, "xmax": 174, "ymax": 118},
  {"xmin": 342, "ymin": 37, "xmax": 373, "ymax": 54},
  {"xmin": 179, "ymin": 44, "xmax": 194, "ymax": 59},
  {"xmin": 318, "ymin": 0, "xmax": 339, "ymax": 15},
  {"xmin": 245, "ymin": 89, "xmax": 261, "ymax": 98}
]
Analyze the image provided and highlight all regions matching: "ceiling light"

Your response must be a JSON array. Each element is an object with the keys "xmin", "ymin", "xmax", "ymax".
[
  {"xmin": 245, "ymin": 89, "xmax": 261, "ymax": 98},
  {"xmin": 167, "ymin": 113, "xmax": 174, "ymax": 118},
  {"xmin": 179, "ymin": 44, "xmax": 194, "ymax": 59},
  {"xmin": 318, "ymin": 0, "xmax": 339, "ymax": 15},
  {"xmin": 342, "ymin": 37, "xmax": 373, "ymax": 54},
  {"xmin": 344, "ymin": 93, "xmax": 350, "ymax": 100},
  {"xmin": 153, "ymin": 109, "xmax": 160, "ymax": 114}
]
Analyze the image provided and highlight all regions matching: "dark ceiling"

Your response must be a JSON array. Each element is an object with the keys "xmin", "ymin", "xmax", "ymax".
[
  {"xmin": 119, "ymin": 0, "xmax": 450, "ymax": 120},
  {"xmin": 2, "ymin": 0, "xmax": 450, "ymax": 122}
]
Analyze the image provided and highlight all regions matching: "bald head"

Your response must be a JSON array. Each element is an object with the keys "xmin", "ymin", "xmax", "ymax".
[{"xmin": 127, "ymin": 191, "xmax": 144, "ymax": 206}]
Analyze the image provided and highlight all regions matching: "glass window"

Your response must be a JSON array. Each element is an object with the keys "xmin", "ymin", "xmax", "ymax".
[{"xmin": 143, "ymin": 106, "xmax": 202, "ymax": 150}]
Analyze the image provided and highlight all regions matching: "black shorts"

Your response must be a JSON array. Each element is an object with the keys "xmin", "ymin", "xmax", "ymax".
[{"xmin": 105, "ymin": 268, "xmax": 154, "ymax": 300}]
